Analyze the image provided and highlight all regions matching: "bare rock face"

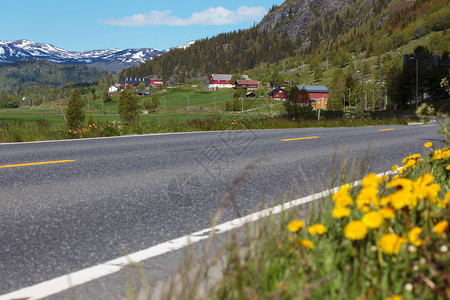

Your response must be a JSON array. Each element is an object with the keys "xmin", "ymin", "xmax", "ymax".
[{"xmin": 258, "ymin": 0, "xmax": 353, "ymax": 39}]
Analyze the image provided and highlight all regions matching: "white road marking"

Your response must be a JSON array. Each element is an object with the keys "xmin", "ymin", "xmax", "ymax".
[{"xmin": 0, "ymin": 170, "xmax": 396, "ymax": 300}]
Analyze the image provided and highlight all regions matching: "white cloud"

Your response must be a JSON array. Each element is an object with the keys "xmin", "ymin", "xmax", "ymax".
[{"xmin": 103, "ymin": 6, "xmax": 267, "ymax": 27}]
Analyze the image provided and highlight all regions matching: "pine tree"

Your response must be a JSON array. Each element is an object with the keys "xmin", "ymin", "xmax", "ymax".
[
  {"xmin": 66, "ymin": 88, "xmax": 86, "ymax": 129},
  {"xmin": 117, "ymin": 87, "xmax": 140, "ymax": 124}
]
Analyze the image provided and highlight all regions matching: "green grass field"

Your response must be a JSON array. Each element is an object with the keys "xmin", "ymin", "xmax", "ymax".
[{"xmin": 0, "ymin": 86, "xmax": 278, "ymax": 125}]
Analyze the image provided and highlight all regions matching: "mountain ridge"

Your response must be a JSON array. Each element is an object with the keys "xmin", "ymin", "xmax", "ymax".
[{"xmin": 0, "ymin": 39, "xmax": 196, "ymax": 72}]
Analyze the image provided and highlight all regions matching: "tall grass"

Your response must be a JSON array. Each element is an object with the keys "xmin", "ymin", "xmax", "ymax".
[
  {"xmin": 0, "ymin": 113, "xmax": 408, "ymax": 143},
  {"xmin": 0, "ymin": 118, "xmax": 57, "ymax": 142}
]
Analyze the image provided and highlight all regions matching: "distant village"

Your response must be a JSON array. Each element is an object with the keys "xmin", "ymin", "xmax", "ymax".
[{"xmin": 111, "ymin": 74, "xmax": 330, "ymax": 111}]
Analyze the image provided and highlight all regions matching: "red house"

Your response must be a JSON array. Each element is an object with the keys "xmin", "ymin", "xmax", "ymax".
[
  {"xmin": 150, "ymin": 79, "xmax": 163, "ymax": 88},
  {"xmin": 268, "ymin": 88, "xmax": 287, "ymax": 100},
  {"xmin": 296, "ymin": 85, "xmax": 329, "ymax": 110},
  {"xmin": 209, "ymin": 74, "xmax": 233, "ymax": 90}
]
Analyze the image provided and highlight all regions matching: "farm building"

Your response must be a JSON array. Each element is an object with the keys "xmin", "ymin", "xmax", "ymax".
[
  {"xmin": 120, "ymin": 77, "xmax": 150, "ymax": 88},
  {"xmin": 268, "ymin": 88, "xmax": 287, "ymax": 101},
  {"xmin": 296, "ymin": 85, "xmax": 329, "ymax": 110},
  {"xmin": 209, "ymin": 74, "xmax": 251, "ymax": 90},
  {"xmin": 235, "ymin": 80, "xmax": 260, "ymax": 90}
]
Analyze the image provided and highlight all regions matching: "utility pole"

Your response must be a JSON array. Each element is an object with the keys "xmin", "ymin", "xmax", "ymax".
[{"xmin": 187, "ymin": 96, "xmax": 190, "ymax": 110}]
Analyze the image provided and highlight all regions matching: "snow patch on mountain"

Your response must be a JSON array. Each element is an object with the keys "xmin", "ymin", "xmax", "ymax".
[{"xmin": 0, "ymin": 39, "xmax": 196, "ymax": 71}]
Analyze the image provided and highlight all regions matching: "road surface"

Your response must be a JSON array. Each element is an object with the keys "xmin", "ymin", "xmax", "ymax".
[{"xmin": 0, "ymin": 123, "xmax": 442, "ymax": 298}]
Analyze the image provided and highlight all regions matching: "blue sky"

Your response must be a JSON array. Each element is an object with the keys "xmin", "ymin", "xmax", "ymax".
[{"xmin": 1, "ymin": 0, "xmax": 285, "ymax": 52}]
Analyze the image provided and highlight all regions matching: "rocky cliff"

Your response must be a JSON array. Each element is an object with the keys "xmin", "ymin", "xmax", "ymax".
[{"xmin": 258, "ymin": 0, "xmax": 353, "ymax": 39}]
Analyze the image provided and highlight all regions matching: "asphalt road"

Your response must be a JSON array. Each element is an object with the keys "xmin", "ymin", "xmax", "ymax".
[{"xmin": 0, "ymin": 123, "xmax": 442, "ymax": 298}]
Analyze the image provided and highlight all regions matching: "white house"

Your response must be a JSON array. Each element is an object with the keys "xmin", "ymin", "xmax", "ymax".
[{"xmin": 109, "ymin": 86, "xmax": 119, "ymax": 93}]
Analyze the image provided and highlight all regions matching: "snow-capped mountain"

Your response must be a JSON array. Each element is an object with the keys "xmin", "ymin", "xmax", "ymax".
[
  {"xmin": 0, "ymin": 40, "xmax": 164, "ymax": 72},
  {"xmin": 165, "ymin": 40, "xmax": 197, "ymax": 52}
]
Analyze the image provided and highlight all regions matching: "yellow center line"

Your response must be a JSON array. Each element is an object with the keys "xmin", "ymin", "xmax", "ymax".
[
  {"xmin": 378, "ymin": 128, "xmax": 395, "ymax": 132},
  {"xmin": 282, "ymin": 136, "xmax": 320, "ymax": 141},
  {"xmin": 0, "ymin": 160, "xmax": 76, "ymax": 169},
  {"xmin": 424, "ymin": 125, "xmax": 433, "ymax": 127}
]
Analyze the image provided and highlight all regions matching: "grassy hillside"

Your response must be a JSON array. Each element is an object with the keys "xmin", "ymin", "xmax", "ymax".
[
  {"xmin": 120, "ymin": 0, "xmax": 449, "ymax": 106},
  {"xmin": 0, "ymin": 59, "xmax": 114, "ymax": 90}
]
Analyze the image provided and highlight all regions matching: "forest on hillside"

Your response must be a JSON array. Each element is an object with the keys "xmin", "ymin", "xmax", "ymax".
[
  {"xmin": 120, "ymin": 0, "xmax": 449, "ymax": 88},
  {"xmin": 0, "ymin": 59, "xmax": 113, "ymax": 91},
  {"xmin": 120, "ymin": 28, "xmax": 300, "ymax": 84}
]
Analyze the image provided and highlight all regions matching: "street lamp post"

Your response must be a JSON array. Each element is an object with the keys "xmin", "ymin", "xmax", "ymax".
[
  {"xmin": 356, "ymin": 70, "xmax": 364, "ymax": 111},
  {"xmin": 410, "ymin": 57, "xmax": 419, "ymax": 109},
  {"xmin": 213, "ymin": 96, "xmax": 216, "ymax": 110},
  {"xmin": 374, "ymin": 65, "xmax": 382, "ymax": 111},
  {"xmin": 187, "ymin": 96, "xmax": 190, "ymax": 110}
]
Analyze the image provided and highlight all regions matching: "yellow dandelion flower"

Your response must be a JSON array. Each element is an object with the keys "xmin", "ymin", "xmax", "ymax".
[
  {"xmin": 402, "ymin": 153, "xmax": 420, "ymax": 164},
  {"xmin": 287, "ymin": 220, "xmax": 305, "ymax": 233},
  {"xmin": 332, "ymin": 184, "xmax": 353, "ymax": 206},
  {"xmin": 391, "ymin": 164, "xmax": 399, "ymax": 172},
  {"xmin": 408, "ymin": 227, "xmax": 422, "ymax": 247},
  {"xmin": 387, "ymin": 178, "xmax": 413, "ymax": 191},
  {"xmin": 356, "ymin": 186, "xmax": 379, "ymax": 210},
  {"xmin": 297, "ymin": 239, "xmax": 315, "ymax": 250},
  {"xmin": 344, "ymin": 221, "xmax": 368, "ymax": 240},
  {"xmin": 390, "ymin": 190, "xmax": 415, "ymax": 210},
  {"xmin": 362, "ymin": 173, "xmax": 381, "ymax": 188},
  {"xmin": 446, "ymin": 164, "xmax": 450, "ymax": 171},
  {"xmin": 386, "ymin": 295, "xmax": 403, "ymax": 300},
  {"xmin": 362, "ymin": 211, "xmax": 384, "ymax": 229},
  {"xmin": 412, "ymin": 174, "xmax": 440, "ymax": 204},
  {"xmin": 332, "ymin": 206, "xmax": 351, "ymax": 219},
  {"xmin": 379, "ymin": 233, "xmax": 407, "ymax": 254},
  {"xmin": 432, "ymin": 220, "xmax": 448, "ymax": 236},
  {"xmin": 334, "ymin": 194, "xmax": 353, "ymax": 207},
  {"xmin": 379, "ymin": 207, "xmax": 395, "ymax": 219},
  {"xmin": 308, "ymin": 224, "xmax": 327, "ymax": 236},
  {"xmin": 433, "ymin": 148, "xmax": 450, "ymax": 160},
  {"xmin": 424, "ymin": 142, "xmax": 433, "ymax": 148}
]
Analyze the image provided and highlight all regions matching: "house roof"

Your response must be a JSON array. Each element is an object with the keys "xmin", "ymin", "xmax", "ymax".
[
  {"xmin": 210, "ymin": 74, "xmax": 232, "ymax": 81},
  {"xmin": 120, "ymin": 77, "xmax": 150, "ymax": 85},
  {"xmin": 236, "ymin": 80, "xmax": 259, "ymax": 85},
  {"xmin": 296, "ymin": 85, "xmax": 329, "ymax": 93},
  {"xmin": 210, "ymin": 74, "xmax": 251, "ymax": 81}
]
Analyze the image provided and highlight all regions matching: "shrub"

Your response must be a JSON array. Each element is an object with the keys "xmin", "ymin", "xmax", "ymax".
[{"xmin": 143, "ymin": 96, "xmax": 159, "ymax": 111}]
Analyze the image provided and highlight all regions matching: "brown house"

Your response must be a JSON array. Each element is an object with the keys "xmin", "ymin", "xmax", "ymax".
[{"xmin": 234, "ymin": 80, "xmax": 260, "ymax": 90}]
